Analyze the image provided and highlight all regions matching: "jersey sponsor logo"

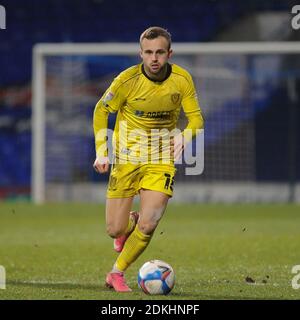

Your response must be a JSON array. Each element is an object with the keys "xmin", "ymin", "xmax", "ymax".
[
  {"xmin": 171, "ymin": 93, "xmax": 180, "ymax": 104},
  {"xmin": 135, "ymin": 110, "xmax": 170, "ymax": 119},
  {"xmin": 134, "ymin": 97, "xmax": 146, "ymax": 101},
  {"xmin": 146, "ymin": 111, "xmax": 171, "ymax": 119}
]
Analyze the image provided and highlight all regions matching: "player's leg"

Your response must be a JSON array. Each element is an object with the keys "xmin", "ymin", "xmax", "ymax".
[
  {"xmin": 114, "ymin": 189, "xmax": 170, "ymax": 273},
  {"xmin": 106, "ymin": 165, "xmax": 174, "ymax": 292},
  {"xmin": 113, "ymin": 211, "xmax": 139, "ymax": 252},
  {"xmin": 106, "ymin": 197, "xmax": 139, "ymax": 252},
  {"xmin": 106, "ymin": 163, "xmax": 140, "ymax": 251},
  {"xmin": 105, "ymin": 196, "xmax": 137, "ymax": 292},
  {"xmin": 105, "ymin": 197, "xmax": 134, "ymax": 239},
  {"xmin": 138, "ymin": 189, "xmax": 169, "ymax": 234},
  {"xmin": 105, "ymin": 162, "xmax": 142, "ymax": 292}
]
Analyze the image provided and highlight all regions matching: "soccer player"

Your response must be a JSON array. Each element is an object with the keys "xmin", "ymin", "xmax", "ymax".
[{"xmin": 93, "ymin": 26, "xmax": 204, "ymax": 292}]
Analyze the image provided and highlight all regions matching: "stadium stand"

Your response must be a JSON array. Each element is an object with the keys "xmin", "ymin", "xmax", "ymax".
[{"xmin": 0, "ymin": 0, "xmax": 299, "ymax": 198}]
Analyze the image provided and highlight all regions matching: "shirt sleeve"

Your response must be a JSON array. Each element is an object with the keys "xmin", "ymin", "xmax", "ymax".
[
  {"xmin": 181, "ymin": 73, "xmax": 204, "ymax": 143},
  {"xmin": 93, "ymin": 76, "xmax": 126, "ymax": 157}
]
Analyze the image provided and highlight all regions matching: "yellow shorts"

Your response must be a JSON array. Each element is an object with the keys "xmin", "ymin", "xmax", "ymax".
[{"xmin": 106, "ymin": 163, "xmax": 177, "ymax": 198}]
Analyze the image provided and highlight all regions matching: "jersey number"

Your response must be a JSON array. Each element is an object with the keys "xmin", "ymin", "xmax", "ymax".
[{"xmin": 164, "ymin": 173, "xmax": 174, "ymax": 191}]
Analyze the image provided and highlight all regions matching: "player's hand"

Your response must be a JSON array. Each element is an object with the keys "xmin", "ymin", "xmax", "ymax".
[
  {"xmin": 170, "ymin": 134, "xmax": 184, "ymax": 162},
  {"xmin": 93, "ymin": 157, "xmax": 110, "ymax": 173}
]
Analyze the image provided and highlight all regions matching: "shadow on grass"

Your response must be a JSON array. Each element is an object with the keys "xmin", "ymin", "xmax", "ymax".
[
  {"xmin": 7, "ymin": 280, "xmax": 106, "ymax": 292},
  {"xmin": 5, "ymin": 280, "xmax": 285, "ymax": 300}
]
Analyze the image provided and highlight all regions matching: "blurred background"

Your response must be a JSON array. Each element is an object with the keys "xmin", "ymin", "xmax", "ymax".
[{"xmin": 0, "ymin": 0, "xmax": 299, "ymax": 203}]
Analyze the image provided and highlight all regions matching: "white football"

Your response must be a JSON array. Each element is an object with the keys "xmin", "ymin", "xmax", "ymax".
[{"xmin": 138, "ymin": 260, "xmax": 175, "ymax": 295}]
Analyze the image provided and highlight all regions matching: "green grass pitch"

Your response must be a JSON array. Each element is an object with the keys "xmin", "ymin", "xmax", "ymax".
[{"xmin": 0, "ymin": 202, "xmax": 300, "ymax": 300}]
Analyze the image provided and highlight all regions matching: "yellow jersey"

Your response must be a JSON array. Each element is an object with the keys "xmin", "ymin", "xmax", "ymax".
[{"xmin": 93, "ymin": 63, "xmax": 204, "ymax": 163}]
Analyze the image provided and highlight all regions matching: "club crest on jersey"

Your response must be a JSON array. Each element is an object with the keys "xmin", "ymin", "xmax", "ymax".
[{"xmin": 171, "ymin": 93, "xmax": 180, "ymax": 104}]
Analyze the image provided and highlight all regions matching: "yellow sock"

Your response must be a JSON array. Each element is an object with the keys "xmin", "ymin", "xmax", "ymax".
[{"xmin": 115, "ymin": 225, "xmax": 152, "ymax": 272}]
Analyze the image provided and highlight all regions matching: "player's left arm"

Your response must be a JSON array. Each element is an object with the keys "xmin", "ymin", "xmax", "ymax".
[{"xmin": 173, "ymin": 73, "xmax": 204, "ymax": 160}]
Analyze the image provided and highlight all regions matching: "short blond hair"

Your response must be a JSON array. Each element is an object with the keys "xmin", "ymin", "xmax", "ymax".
[{"xmin": 140, "ymin": 26, "xmax": 172, "ymax": 50}]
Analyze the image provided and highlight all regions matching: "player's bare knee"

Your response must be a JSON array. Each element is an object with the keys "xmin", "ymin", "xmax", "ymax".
[
  {"xmin": 106, "ymin": 224, "xmax": 125, "ymax": 238},
  {"xmin": 138, "ymin": 220, "xmax": 157, "ymax": 235},
  {"xmin": 138, "ymin": 208, "xmax": 164, "ymax": 235}
]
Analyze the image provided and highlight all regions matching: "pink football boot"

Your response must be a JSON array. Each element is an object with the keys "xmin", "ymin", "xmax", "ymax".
[{"xmin": 105, "ymin": 272, "xmax": 132, "ymax": 292}]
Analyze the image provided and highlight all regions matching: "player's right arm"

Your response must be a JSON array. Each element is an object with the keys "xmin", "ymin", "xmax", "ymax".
[{"xmin": 93, "ymin": 75, "xmax": 126, "ymax": 173}]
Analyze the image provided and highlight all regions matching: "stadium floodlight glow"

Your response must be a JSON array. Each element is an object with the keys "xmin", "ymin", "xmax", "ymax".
[{"xmin": 32, "ymin": 42, "xmax": 300, "ymax": 204}]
